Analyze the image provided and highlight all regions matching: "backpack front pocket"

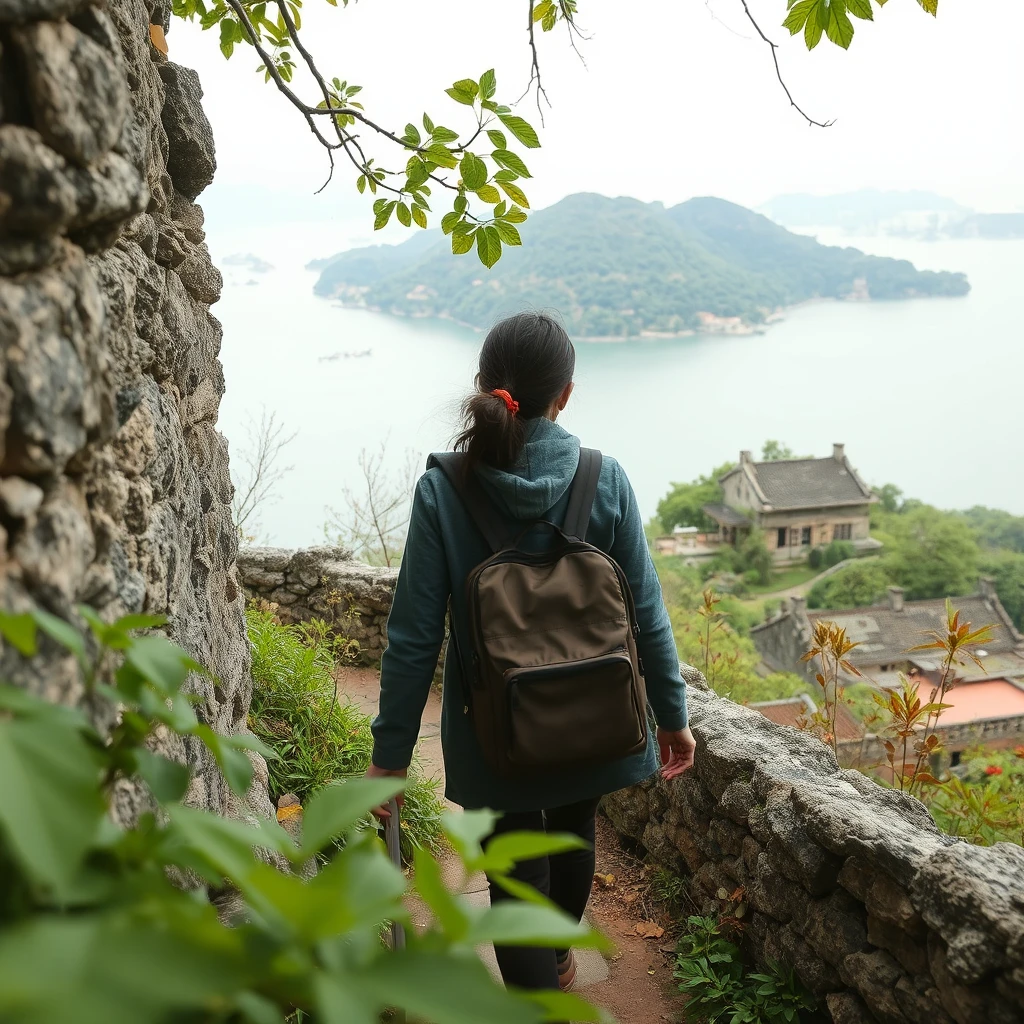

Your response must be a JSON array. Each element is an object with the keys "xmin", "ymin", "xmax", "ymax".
[{"xmin": 504, "ymin": 651, "xmax": 645, "ymax": 769}]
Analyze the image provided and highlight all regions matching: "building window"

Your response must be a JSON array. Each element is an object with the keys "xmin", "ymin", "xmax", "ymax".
[
  {"xmin": 833, "ymin": 523, "xmax": 852, "ymax": 541},
  {"xmin": 777, "ymin": 527, "xmax": 787, "ymax": 548},
  {"xmin": 801, "ymin": 526, "xmax": 811, "ymax": 546}
]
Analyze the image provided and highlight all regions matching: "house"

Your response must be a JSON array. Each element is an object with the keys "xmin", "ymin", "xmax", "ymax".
[
  {"xmin": 703, "ymin": 444, "xmax": 881, "ymax": 563},
  {"xmin": 751, "ymin": 579, "xmax": 1024, "ymax": 765}
]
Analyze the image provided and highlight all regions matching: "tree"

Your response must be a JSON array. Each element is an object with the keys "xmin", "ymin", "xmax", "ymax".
[
  {"xmin": 884, "ymin": 506, "xmax": 979, "ymax": 601},
  {"xmin": 740, "ymin": 528, "xmax": 774, "ymax": 586},
  {"xmin": 231, "ymin": 408, "xmax": 296, "ymax": 544},
  {"xmin": 761, "ymin": 439, "xmax": 796, "ymax": 461},
  {"xmin": 963, "ymin": 506, "xmax": 1024, "ymax": 554},
  {"xmin": 169, "ymin": 0, "xmax": 942, "ymax": 266},
  {"xmin": 807, "ymin": 561, "xmax": 891, "ymax": 609},
  {"xmin": 874, "ymin": 483, "xmax": 904, "ymax": 513},
  {"xmin": 657, "ymin": 461, "xmax": 736, "ymax": 533},
  {"xmin": 981, "ymin": 552, "xmax": 1024, "ymax": 630},
  {"xmin": 326, "ymin": 440, "xmax": 418, "ymax": 566}
]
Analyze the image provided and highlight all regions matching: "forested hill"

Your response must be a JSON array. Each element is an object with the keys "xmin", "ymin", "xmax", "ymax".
[{"xmin": 310, "ymin": 194, "xmax": 970, "ymax": 338}]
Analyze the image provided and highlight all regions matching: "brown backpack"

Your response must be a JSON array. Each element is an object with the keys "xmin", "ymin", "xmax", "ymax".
[{"xmin": 431, "ymin": 449, "xmax": 649, "ymax": 780}]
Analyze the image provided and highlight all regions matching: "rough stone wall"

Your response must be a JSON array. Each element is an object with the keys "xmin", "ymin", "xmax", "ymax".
[
  {"xmin": 0, "ymin": 0, "xmax": 273, "ymax": 825},
  {"xmin": 238, "ymin": 546, "xmax": 399, "ymax": 665},
  {"xmin": 604, "ymin": 670, "xmax": 1024, "ymax": 1024}
]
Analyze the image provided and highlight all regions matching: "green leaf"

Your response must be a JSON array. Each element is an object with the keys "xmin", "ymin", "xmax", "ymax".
[
  {"xmin": 451, "ymin": 229, "xmax": 476, "ymax": 255},
  {"xmin": 422, "ymin": 112, "xmax": 435, "ymax": 134},
  {"xmin": 451, "ymin": 78, "xmax": 479, "ymax": 99},
  {"xmin": 443, "ymin": 809, "xmax": 497, "ymax": 863},
  {"xmin": 497, "ymin": 180, "xmax": 531, "ymax": 209},
  {"xmin": 454, "ymin": 194, "xmax": 468, "ymax": 214},
  {"xmin": 192, "ymin": 724, "xmax": 253, "ymax": 795},
  {"xmin": 219, "ymin": 17, "xmax": 235, "ymax": 58},
  {"xmin": 804, "ymin": 5, "xmax": 825, "ymax": 48},
  {"xmin": 825, "ymin": 0, "xmax": 854, "ymax": 48},
  {"xmin": 31, "ymin": 609, "xmax": 87, "ymax": 669},
  {"xmin": 492, "ymin": 220, "xmax": 522, "ymax": 246},
  {"xmin": 475, "ymin": 184, "xmax": 501, "ymax": 204},
  {"xmin": 427, "ymin": 144, "xmax": 458, "ymax": 169},
  {"xmin": 374, "ymin": 201, "xmax": 396, "ymax": 230},
  {"xmin": 413, "ymin": 845, "xmax": 470, "ymax": 938},
  {"xmin": 491, "ymin": 149, "xmax": 532, "ymax": 179},
  {"xmin": 441, "ymin": 211, "xmax": 461, "ymax": 235},
  {"xmin": 486, "ymin": 129, "xmax": 507, "ymax": 149},
  {"xmin": 445, "ymin": 79, "xmax": 478, "ymax": 106},
  {"xmin": 431, "ymin": 126, "xmax": 460, "ymax": 145},
  {"xmin": 481, "ymin": 832, "xmax": 586, "ymax": 876},
  {"xmin": 476, "ymin": 226, "xmax": 502, "ymax": 269},
  {"xmin": 412, "ymin": 206, "xmax": 428, "ymax": 229},
  {"xmin": 846, "ymin": 0, "xmax": 873, "ymax": 19},
  {"xmin": 235, "ymin": 991, "xmax": 286, "ymax": 1024},
  {"xmin": 403, "ymin": 122, "xmax": 421, "ymax": 146},
  {"xmin": 479, "ymin": 69, "xmax": 497, "ymax": 100},
  {"xmin": 135, "ymin": 749, "xmax": 190, "ymax": 803},
  {"xmin": 459, "ymin": 152, "xmax": 487, "ymax": 191},
  {"xmin": 496, "ymin": 114, "xmax": 541, "ymax": 149},
  {"xmin": 782, "ymin": 0, "xmax": 815, "ymax": 33},
  {"xmin": 0, "ymin": 703, "xmax": 105, "ymax": 892},
  {"xmin": 524, "ymin": 989, "xmax": 609, "ymax": 1023},
  {"xmin": 300, "ymin": 777, "xmax": 406, "ymax": 857},
  {"xmin": 916, "ymin": 0, "xmax": 937, "ymax": 14},
  {"xmin": 0, "ymin": 611, "xmax": 37, "ymax": 656},
  {"xmin": 125, "ymin": 635, "xmax": 205, "ymax": 696},
  {"xmin": 356, "ymin": 174, "xmax": 366, "ymax": 193},
  {"xmin": 396, "ymin": 202, "xmax": 412, "ymax": 227},
  {"xmin": 464, "ymin": 900, "xmax": 608, "ymax": 950},
  {"xmin": 503, "ymin": 205, "xmax": 528, "ymax": 224}
]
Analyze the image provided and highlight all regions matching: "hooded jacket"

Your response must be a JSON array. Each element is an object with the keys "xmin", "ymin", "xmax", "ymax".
[{"xmin": 370, "ymin": 417, "xmax": 688, "ymax": 812}]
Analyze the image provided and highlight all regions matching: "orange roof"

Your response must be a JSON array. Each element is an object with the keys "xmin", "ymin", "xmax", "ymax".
[
  {"xmin": 917, "ymin": 679, "xmax": 1024, "ymax": 726},
  {"xmin": 750, "ymin": 696, "xmax": 863, "ymax": 742}
]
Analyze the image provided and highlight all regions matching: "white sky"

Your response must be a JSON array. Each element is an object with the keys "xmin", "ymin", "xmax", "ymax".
[{"xmin": 171, "ymin": 0, "xmax": 1024, "ymax": 221}]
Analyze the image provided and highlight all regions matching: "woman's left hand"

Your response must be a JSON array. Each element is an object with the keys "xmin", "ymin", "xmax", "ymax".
[
  {"xmin": 657, "ymin": 726, "xmax": 696, "ymax": 780},
  {"xmin": 365, "ymin": 763, "xmax": 408, "ymax": 818}
]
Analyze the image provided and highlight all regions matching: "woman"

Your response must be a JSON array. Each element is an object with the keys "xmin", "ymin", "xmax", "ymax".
[{"xmin": 368, "ymin": 311, "xmax": 695, "ymax": 993}]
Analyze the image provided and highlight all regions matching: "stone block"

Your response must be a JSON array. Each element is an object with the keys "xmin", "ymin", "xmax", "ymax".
[
  {"xmin": 708, "ymin": 815, "xmax": 747, "ymax": 857},
  {"xmin": 763, "ymin": 922, "xmax": 843, "ymax": 996},
  {"xmin": 0, "ymin": 125, "xmax": 76, "ymax": 235},
  {"xmin": 840, "ymin": 948, "xmax": 908, "ymax": 1024},
  {"xmin": 12, "ymin": 19, "xmax": 128, "ymax": 165},
  {"xmin": 748, "ymin": 851, "xmax": 809, "ymax": 927},
  {"xmin": 893, "ymin": 974, "xmax": 954, "ymax": 1024},
  {"xmin": 158, "ymin": 63, "xmax": 216, "ymax": 200},
  {"xmin": 827, "ymin": 992, "xmax": 879, "ymax": 1024},
  {"xmin": 718, "ymin": 777, "xmax": 757, "ymax": 825},
  {"xmin": 801, "ymin": 889, "xmax": 869, "ymax": 968},
  {"xmin": 868, "ymin": 913, "xmax": 929, "ymax": 976}
]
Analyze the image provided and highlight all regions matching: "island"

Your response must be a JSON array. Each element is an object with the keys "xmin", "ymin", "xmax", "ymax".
[{"xmin": 309, "ymin": 194, "xmax": 970, "ymax": 339}]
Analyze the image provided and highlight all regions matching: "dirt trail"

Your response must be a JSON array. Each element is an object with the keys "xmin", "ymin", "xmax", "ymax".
[{"xmin": 336, "ymin": 665, "xmax": 687, "ymax": 1023}]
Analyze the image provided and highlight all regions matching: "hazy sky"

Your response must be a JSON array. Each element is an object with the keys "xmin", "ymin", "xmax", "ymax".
[{"xmin": 172, "ymin": 0, "xmax": 1024, "ymax": 226}]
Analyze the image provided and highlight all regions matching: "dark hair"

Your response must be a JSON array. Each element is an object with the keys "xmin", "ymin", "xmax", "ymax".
[{"xmin": 455, "ymin": 312, "xmax": 576, "ymax": 470}]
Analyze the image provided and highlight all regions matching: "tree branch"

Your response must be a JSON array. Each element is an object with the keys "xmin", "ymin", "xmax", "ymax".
[
  {"xmin": 736, "ymin": 0, "xmax": 834, "ymax": 128},
  {"xmin": 521, "ymin": 0, "xmax": 551, "ymax": 122}
]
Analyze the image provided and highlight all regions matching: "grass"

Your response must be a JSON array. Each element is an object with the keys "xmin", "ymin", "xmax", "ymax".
[
  {"xmin": 246, "ymin": 607, "xmax": 445, "ymax": 859},
  {"xmin": 743, "ymin": 564, "xmax": 821, "ymax": 595}
]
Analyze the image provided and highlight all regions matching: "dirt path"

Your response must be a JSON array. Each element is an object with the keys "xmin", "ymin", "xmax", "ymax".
[{"xmin": 336, "ymin": 665, "xmax": 688, "ymax": 1023}]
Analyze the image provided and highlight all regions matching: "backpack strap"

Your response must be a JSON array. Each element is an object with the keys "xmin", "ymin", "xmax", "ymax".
[
  {"xmin": 563, "ymin": 448, "xmax": 603, "ymax": 541},
  {"xmin": 428, "ymin": 452, "xmax": 507, "ymax": 553}
]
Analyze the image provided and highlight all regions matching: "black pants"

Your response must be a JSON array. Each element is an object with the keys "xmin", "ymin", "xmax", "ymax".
[{"xmin": 486, "ymin": 796, "xmax": 601, "ymax": 991}]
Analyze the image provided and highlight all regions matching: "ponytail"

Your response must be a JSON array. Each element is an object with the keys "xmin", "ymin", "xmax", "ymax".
[{"xmin": 454, "ymin": 312, "xmax": 575, "ymax": 470}]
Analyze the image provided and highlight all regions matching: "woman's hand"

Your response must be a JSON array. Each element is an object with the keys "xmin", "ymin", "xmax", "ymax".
[
  {"xmin": 365, "ymin": 763, "xmax": 408, "ymax": 819},
  {"xmin": 657, "ymin": 726, "xmax": 696, "ymax": 780}
]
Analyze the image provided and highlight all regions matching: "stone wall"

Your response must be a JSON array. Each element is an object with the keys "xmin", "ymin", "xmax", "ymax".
[
  {"xmin": 604, "ymin": 670, "xmax": 1024, "ymax": 1024},
  {"xmin": 0, "ymin": 0, "xmax": 273, "ymax": 826},
  {"xmin": 238, "ymin": 546, "xmax": 399, "ymax": 664}
]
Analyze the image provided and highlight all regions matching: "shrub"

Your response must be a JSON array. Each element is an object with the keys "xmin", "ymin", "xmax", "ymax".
[
  {"xmin": 674, "ymin": 915, "xmax": 816, "ymax": 1023},
  {"xmin": 0, "ymin": 609, "xmax": 606, "ymax": 1024},
  {"xmin": 246, "ymin": 607, "xmax": 444, "ymax": 858},
  {"xmin": 823, "ymin": 540, "xmax": 855, "ymax": 567}
]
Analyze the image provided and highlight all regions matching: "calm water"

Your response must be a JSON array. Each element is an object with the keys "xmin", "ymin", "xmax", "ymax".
[{"xmin": 208, "ymin": 217, "xmax": 1024, "ymax": 548}]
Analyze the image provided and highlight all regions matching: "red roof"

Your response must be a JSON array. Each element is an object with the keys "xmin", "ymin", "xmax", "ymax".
[
  {"xmin": 750, "ymin": 697, "xmax": 863, "ymax": 742},
  {"xmin": 916, "ymin": 679, "xmax": 1024, "ymax": 726}
]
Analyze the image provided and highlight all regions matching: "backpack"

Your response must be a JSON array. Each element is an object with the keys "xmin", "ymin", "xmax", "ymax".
[{"xmin": 429, "ymin": 448, "xmax": 649, "ymax": 780}]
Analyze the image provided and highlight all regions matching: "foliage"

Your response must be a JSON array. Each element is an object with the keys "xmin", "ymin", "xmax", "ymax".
[
  {"xmin": 740, "ymin": 530, "xmax": 774, "ymax": 587},
  {"xmin": 979, "ymin": 551, "xmax": 1024, "ymax": 629},
  {"xmin": 312, "ymin": 195, "xmax": 968, "ymax": 337},
  {"xmin": 783, "ymin": 0, "xmax": 938, "ymax": 53},
  {"xmin": 874, "ymin": 483, "xmax": 903, "ymax": 514},
  {"xmin": 760, "ymin": 440, "xmax": 811, "ymax": 461},
  {"xmin": 928, "ymin": 746, "xmax": 1024, "ymax": 847},
  {"xmin": 648, "ymin": 867, "xmax": 688, "ymax": 914},
  {"xmin": 963, "ymin": 506, "xmax": 1024, "ymax": 554},
  {"xmin": 808, "ymin": 546, "xmax": 823, "ymax": 570},
  {"xmin": 246, "ymin": 608, "xmax": 443, "ymax": 857},
  {"xmin": 0, "ymin": 609, "xmax": 607, "ymax": 1024},
  {"xmin": 657, "ymin": 461, "xmax": 736, "ymax": 533},
  {"xmin": 800, "ymin": 619, "xmax": 861, "ymax": 757},
  {"xmin": 879, "ymin": 505, "xmax": 979, "ymax": 600},
  {"xmin": 674, "ymin": 915, "xmax": 816, "ymax": 1024},
  {"xmin": 823, "ymin": 540, "xmax": 855, "ymax": 567},
  {"xmin": 806, "ymin": 561, "xmax": 891, "ymax": 610}
]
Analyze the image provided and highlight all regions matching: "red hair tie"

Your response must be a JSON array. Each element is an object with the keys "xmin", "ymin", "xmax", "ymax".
[{"xmin": 491, "ymin": 389, "xmax": 519, "ymax": 416}]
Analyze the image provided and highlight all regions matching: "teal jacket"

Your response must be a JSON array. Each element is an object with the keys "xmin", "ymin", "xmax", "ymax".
[{"xmin": 370, "ymin": 417, "xmax": 687, "ymax": 811}]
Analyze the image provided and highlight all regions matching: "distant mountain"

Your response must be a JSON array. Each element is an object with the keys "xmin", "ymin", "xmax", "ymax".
[
  {"xmin": 758, "ymin": 189, "xmax": 971, "ymax": 230},
  {"xmin": 310, "ymin": 194, "xmax": 971, "ymax": 339},
  {"xmin": 759, "ymin": 189, "xmax": 1024, "ymax": 241}
]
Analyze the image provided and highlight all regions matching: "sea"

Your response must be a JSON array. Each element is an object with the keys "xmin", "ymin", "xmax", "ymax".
[{"xmin": 204, "ymin": 209, "xmax": 1024, "ymax": 549}]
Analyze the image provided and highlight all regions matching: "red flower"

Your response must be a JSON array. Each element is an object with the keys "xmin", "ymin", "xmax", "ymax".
[
  {"xmin": 1014, "ymin": 745, "xmax": 1024, "ymax": 760},
  {"xmin": 984, "ymin": 765, "xmax": 1003, "ymax": 776}
]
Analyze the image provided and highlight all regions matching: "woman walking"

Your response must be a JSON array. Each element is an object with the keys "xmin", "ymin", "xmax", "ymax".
[{"xmin": 368, "ymin": 311, "xmax": 695, "ymax": 993}]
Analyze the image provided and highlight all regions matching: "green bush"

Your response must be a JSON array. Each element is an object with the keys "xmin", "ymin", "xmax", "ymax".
[
  {"xmin": 674, "ymin": 915, "xmax": 816, "ymax": 1023},
  {"xmin": 0, "ymin": 608, "xmax": 606, "ymax": 1024},
  {"xmin": 246, "ymin": 608, "xmax": 444, "ymax": 859},
  {"xmin": 823, "ymin": 540, "xmax": 855, "ymax": 567},
  {"xmin": 808, "ymin": 547, "xmax": 824, "ymax": 570},
  {"xmin": 807, "ymin": 562, "xmax": 892, "ymax": 610}
]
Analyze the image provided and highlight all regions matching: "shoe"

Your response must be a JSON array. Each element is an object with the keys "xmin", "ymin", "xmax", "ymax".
[{"xmin": 556, "ymin": 950, "xmax": 577, "ymax": 992}]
